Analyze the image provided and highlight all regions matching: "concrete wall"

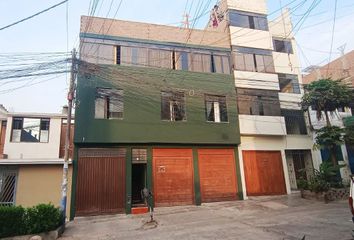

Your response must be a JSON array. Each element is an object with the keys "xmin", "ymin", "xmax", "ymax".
[
  {"xmin": 303, "ymin": 50, "xmax": 354, "ymax": 86},
  {"xmin": 238, "ymin": 115, "xmax": 286, "ymax": 136},
  {"xmin": 226, "ymin": 0, "xmax": 268, "ymax": 15},
  {"xmin": 279, "ymin": 93, "xmax": 302, "ymax": 110},
  {"xmin": 80, "ymin": 16, "xmax": 230, "ymax": 49},
  {"xmin": 15, "ymin": 165, "xmax": 72, "ymax": 217},
  {"xmin": 4, "ymin": 116, "xmax": 62, "ymax": 159},
  {"xmin": 234, "ymin": 71, "xmax": 280, "ymax": 90},
  {"xmin": 230, "ymin": 27, "xmax": 273, "ymax": 50}
]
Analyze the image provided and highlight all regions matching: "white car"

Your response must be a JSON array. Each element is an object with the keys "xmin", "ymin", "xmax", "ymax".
[{"xmin": 349, "ymin": 175, "xmax": 354, "ymax": 237}]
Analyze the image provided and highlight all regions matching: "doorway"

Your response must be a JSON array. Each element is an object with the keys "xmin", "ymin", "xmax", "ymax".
[
  {"xmin": 132, "ymin": 164, "xmax": 146, "ymax": 205},
  {"xmin": 132, "ymin": 149, "xmax": 147, "ymax": 207}
]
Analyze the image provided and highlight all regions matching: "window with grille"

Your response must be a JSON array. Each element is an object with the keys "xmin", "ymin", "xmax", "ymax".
[
  {"xmin": 205, "ymin": 95, "xmax": 228, "ymax": 122},
  {"xmin": 161, "ymin": 91, "xmax": 186, "ymax": 121},
  {"xmin": 237, "ymin": 88, "xmax": 281, "ymax": 116},
  {"xmin": 11, "ymin": 117, "xmax": 50, "ymax": 143},
  {"xmin": 282, "ymin": 109, "xmax": 307, "ymax": 135},
  {"xmin": 95, "ymin": 88, "xmax": 124, "ymax": 119},
  {"xmin": 0, "ymin": 169, "xmax": 17, "ymax": 206},
  {"xmin": 132, "ymin": 149, "xmax": 147, "ymax": 163}
]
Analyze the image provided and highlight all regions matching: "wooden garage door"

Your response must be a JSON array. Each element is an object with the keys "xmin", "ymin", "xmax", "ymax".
[
  {"xmin": 76, "ymin": 148, "xmax": 126, "ymax": 216},
  {"xmin": 243, "ymin": 151, "xmax": 286, "ymax": 196},
  {"xmin": 198, "ymin": 149, "xmax": 237, "ymax": 202},
  {"xmin": 153, "ymin": 148, "xmax": 194, "ymax": 206}
]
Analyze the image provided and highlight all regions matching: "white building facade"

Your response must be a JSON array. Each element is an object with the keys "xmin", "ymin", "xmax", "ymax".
[{"xmin": 210, "ymin": 0, "xmax": 319, "ymax": 198}]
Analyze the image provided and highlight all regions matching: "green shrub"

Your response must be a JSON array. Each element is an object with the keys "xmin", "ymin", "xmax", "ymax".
[
  {"xmin": 297, "ymin": 178, "xmax": 309, "ymax": 190},
  {"xmin": 26, "ymin": 204, "xmax": 63, "ymax": 234},
  {"xmin": 0, "ymin": 205, "xmax": 26, "ymax": 238},
  {"xmin": 298, "ymin": 162, "xmax": 344, "ymax": 193},
  {"xmin": 0, "ymin": 203, "xmax": 62, "ymax": 238}
]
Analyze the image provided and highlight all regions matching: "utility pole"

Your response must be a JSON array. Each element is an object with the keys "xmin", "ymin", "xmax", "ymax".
[
  {"xmin": 61, "ymin": 48, "xmax": 76, "ymax": 222},
  {"xmin": 182, "ymin": 14, "xmax": 190, "ymax": 29}
]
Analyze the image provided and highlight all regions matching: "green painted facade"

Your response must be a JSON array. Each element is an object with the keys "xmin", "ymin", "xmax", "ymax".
[
  {"xmin": 74, "ymin": 64, "xmax": 240, "ymax": 145},
  {"xmin": 71, "ymin": 59, "xmax": 242, "ymax": 219}
]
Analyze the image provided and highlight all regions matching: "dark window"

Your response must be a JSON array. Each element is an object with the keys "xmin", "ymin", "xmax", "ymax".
[
  {"xmin": 237, "ymin": 88, "xmax": 281, "ymax": 116},
  {"xmin": 116, "ymin": 46, "xmax": 121, "ymax": 64},
  {"xmin": 273, "ymin": 39, "xmax": 293, "ymax": 54},
  {"xmin": 95, "ymin": 88, "xmax": 124, "ymax": 119},
  {"xmin": 282, "ymin": 110, "xmax": 307, "ymax": 135},
  {"xmin": 161, "ymin": 91, "xmax": 186, "ymax": 121},
  {"xmin": 229, "ymin": 11, "xmax": 268, "ymax": 31},
  {"xmin": 278, "ymin": 74, "xmax": 300, "ymax": 94},
  {"xmin": 205, "ymin": 95, "xmax": 228, "ymax": 122},
  {"xmin": 11, "ymin": 117, "xmax": 50, "ymax": 143}
]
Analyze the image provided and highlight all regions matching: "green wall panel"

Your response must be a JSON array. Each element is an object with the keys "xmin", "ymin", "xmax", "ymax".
[{"xmin": 74, "ymin": 64, "xmax": 240, "ymax": 145}]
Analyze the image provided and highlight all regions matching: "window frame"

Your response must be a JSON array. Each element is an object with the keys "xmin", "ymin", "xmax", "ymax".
[
  {"xmin": 95, "ymin": 87, "xmax": 124, "ymax": 120},
  {"xmin": 278, "ymin": 73, "xmax": 301, "ymax": 94},
  {"xmin": 204, "ymin": 94, "xmax": 228, "ymax": 123},
  {"xmin": 161, "ymin": 91, "xmax": 187, "ymax": 122},
  {"xmin": 10, "ymin": 117, "xmax": 50, "ymax": 143},
  {"xmin": 273, "ymin": 39, "xmax": 293, "ymax": 54},
  {"xmin": 229, "ymin": 11, "xmax": 269, "ymax": 31}
]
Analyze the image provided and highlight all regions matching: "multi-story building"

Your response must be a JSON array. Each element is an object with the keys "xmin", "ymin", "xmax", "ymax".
[
  {"xmin": 0, "ymin": 107, "xmax": 74, "ymax": 217},
  {"xmin": 303, "ymin": 50, "xmax": 354, "ymax": 178},
  {"xmin": 209, "ymin": 0, "xmax": 318, "ymax": 195},
  {"xmin": 71, "ymin": 0, "xmax": 323, "ymax": 218},
  {"xmin": 74, "ymin": 15, "xmax": 242, "ymax": 218}
]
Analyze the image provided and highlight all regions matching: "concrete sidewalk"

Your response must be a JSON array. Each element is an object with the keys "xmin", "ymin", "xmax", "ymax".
[{"xmin": 60, "ymin": 194, "xmax": 353, "ymax": 240}]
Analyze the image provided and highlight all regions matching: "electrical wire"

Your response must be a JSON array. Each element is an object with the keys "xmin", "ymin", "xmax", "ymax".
[
  {"xmin": 326, "ymin": 0, "xmax": 338, "ymax": 75},
  {"xmin": 0, "ymin": 0, "xmax": 68, "ymax": 31}
]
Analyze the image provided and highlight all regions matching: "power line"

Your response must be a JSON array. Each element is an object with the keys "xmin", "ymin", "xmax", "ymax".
[
  {"xmin": 0, "ymin": 0, "xmax": 68, "ymax": 31},
  {"xmin": 326, "ymin": 0, "xmax": 338, "ymax": 75}
]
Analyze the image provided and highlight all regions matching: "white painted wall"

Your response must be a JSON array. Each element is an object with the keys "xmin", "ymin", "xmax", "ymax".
[
  {"xmin": 234, "ymin": 70, "xmax": 279, "ymax": 90},
  {"xmin": 3, "ymin": 116, "xmax": 63, "ymax": 159},
  {"xmin": 239, "ymin": 115, "xmax": 286, "ymax": 136},
  {"xmin": 273, "ymin": 51, "xmax": 301, "ymax": 75},
  {"xmin": 278, "ymin": 93, "xmax": 302, "ymax": 110},
  {"xmin": 230, "ymin": 26, "xmax": 273, "ymax": 50},
  {"xmin": 226, "ymin": 0, "xmax": 268, "ymax": 15}
]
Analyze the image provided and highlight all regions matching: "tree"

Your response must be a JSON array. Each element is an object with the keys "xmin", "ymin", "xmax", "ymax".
[
  {"xmin": 301, "ymin": 78, "xmax": 353, "ymax": 127},
  {"xmin": 314, "ymin": 126, "xmax": 345, "ymax": 166},
  {"xmin": 301, "ymin": 78, "xmax": 353, "ymax": 166}
]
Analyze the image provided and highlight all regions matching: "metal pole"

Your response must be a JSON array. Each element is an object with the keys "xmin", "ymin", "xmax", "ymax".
[{"xmin": 61, "ymin": 48, "xmax": 76, "ymax": 222}]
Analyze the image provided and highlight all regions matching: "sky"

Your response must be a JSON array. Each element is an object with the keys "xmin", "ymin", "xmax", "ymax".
[{"xmin": 0, "ymin": 0, "xmax": 354, "ymax": 113}]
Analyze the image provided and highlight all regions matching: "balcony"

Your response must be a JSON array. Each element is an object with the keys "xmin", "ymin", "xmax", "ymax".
[
  {"xmin": 234, "ymin": 70, "xmax": 279, "ymax": 91},
  {"xmin": 239, "ymin": 115, "xmax": 286, "ymax": 136}
]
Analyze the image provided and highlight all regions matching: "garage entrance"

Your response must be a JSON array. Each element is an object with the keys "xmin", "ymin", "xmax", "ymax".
[
  {"xmin": 76, "ymin": 148, "xmax": 126, "ymax": 216},
  {"xmin": 198, "ymin": 149, "xmax": 238, "ymax": 202},
  {"xmin": 153, "ymin": 148, "xmax": 194, "ymax": 207},
  {"xmin": 243, "ymin": 151, "xmax": 286, "ymax": 196}
]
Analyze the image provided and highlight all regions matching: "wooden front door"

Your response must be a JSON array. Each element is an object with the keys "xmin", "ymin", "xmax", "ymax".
[
  {"xmin": 76, "ymin": 148, "xmax": 126, "ymax": 216},
  {"xmin": 198, "ymin": 149, "xmax": 238, "ymax": 202},
  {"xmin": 153, "ymin": 148, "xmax": 194, "ymax": 206},
  {"xmin": 243, "ymin": 151, "xmax": 286, "ymax": 196}
]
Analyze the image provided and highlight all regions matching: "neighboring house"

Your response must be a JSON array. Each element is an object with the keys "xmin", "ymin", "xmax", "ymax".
[
  {"xmin": 74, "ymin": 16, "xmax": 241, "ymax": 217},
  {"xmin": 303, "ymin": 50, "xmax": 354, "ymax": 179},
  {"xmin": 72, "ymin": 0, "xmax": 319, "ymax": 219},
  {"xmin": 0, "ymin": 108, "xmax": 74, "ymax": 217},
  {"xmin": 209, "ymin": 0, "xmax": 318, "ymax": 195}
]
